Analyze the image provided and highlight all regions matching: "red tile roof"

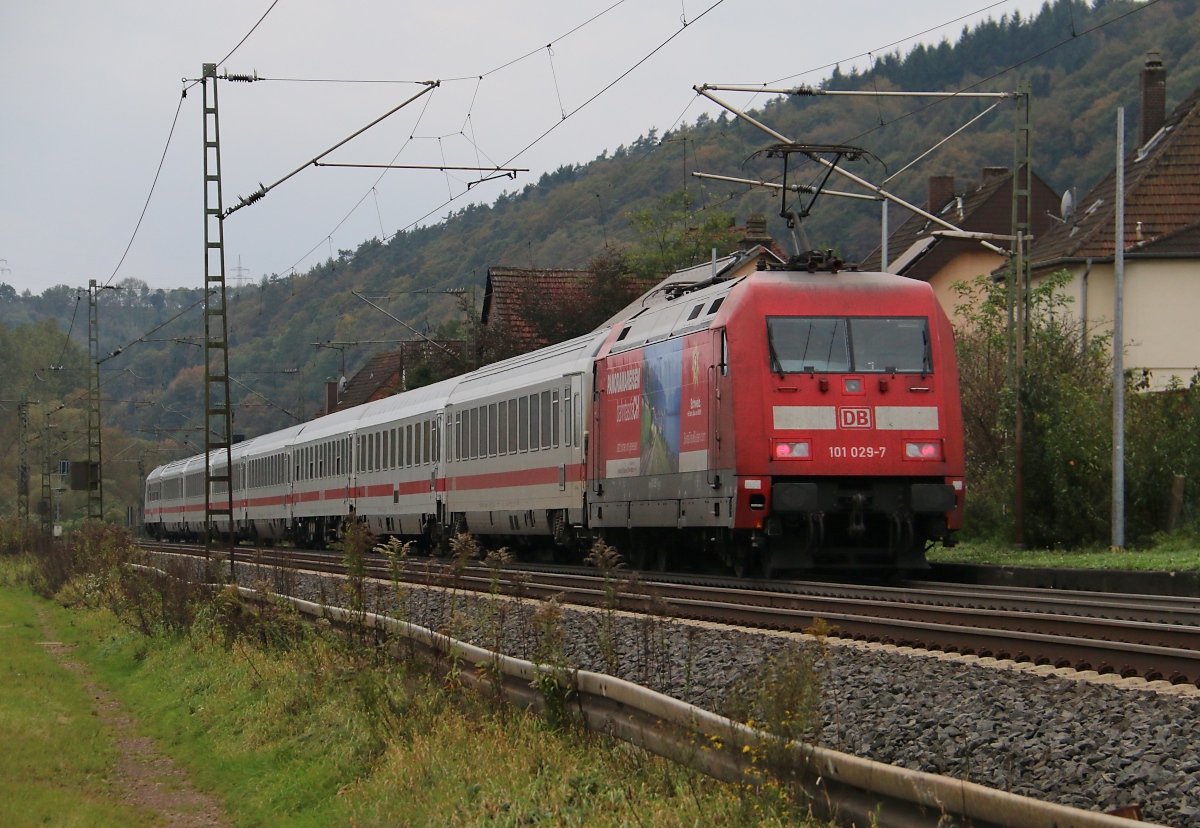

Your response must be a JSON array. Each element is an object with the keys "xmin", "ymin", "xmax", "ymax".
[
  {"xmin": 332, "ymin": 339, "xmax": 467, "ymax": 412},
  {"xmin": 859, "ymin": 168, "xmax": 1060, "ymax": 279},
  {"xmin": 481, "ymin": 267, "xmax": 658, "ymax": 351},
  {"xmin": 336, "ymin": 350, "xmax": 405, "ymax": 411},
  {"xmin": 1031, "ymin": 84, "xmax": 1200, "ymax": 267}
]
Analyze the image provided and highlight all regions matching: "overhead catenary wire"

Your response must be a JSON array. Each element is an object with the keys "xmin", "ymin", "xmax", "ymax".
[
  {"xmin": 256, "ymin": 0, "xmax": 1147, "ymax": 364},
  {"xmin": 52, "ymin": 293, "xmax": 84, "ymax": 369},
  {"xmin": 98, "ymin": 294, "xmax": 210, "ymax": 364},
  {"xmin": 271, "ymin": 0, "xmax": 705, "ymax": 282},
  {"xmin": 228, "ymin": 376, "xmax": 301, "ymax": 422},
  {"xmin": 882, "ymin": 101, "xmax": 1001, "ymax": 184},
  {"xmin": 216, "ymin": 0, "xmax": 281, "ymax": 68},
  {"xmin": 223, "ymin": 82, "xmax": 439, "ymax": 218},
  {"xmin": 102, "ymin": 93, "xmax": 187, "ymax": 289},
  {"xmin": 834, "ymin": 0, "xmax": 1162, "ymax": 149}
]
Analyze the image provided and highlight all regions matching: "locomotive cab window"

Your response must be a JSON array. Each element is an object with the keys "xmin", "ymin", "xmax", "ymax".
[
  {"xmin": 767, "ymin": 317, "xmax": 849, "ymax": 373},
  {"xmin": 767, "ymin": 316, "xmax": 932, "ymax": 374},
  {"xmin": 849, "ymin": 317, "xmax": 932, "ymax": 373}
]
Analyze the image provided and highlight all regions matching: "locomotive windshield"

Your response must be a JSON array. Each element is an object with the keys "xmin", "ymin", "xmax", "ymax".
[{"xmin": 767, "ymin": 316, "xmax": 931, "ymax": 374}]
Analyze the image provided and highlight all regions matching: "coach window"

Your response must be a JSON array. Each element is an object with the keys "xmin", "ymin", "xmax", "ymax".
[
  {"xmin": 453, "ymin": 412, "xmax": 461, "ymax": 461},
  {"xmin": 551, "ymin": 390, "xmax": 560, "ymax": 448},
  {"xmin": 507, "ymin": 400, "xmax": 518, "ymax": 452},
  {"xmin": 530, "ymin": 394, "xmax": 542, "ymax": 451},
  {"xmin": 381, "ymin": 430, "xmax": 388, "ymax": 470},
  {"xmin": 540, "ymin": 391, "xmax": 552, "ymax": 450},
  {"xmin": 574, "ymin": 393, "xmax": 581, "ymax": 447},
  {"xmin": 377, "ymin": 431, "xmax": 384, "ymax": 470},
  {"xmin": 488, "ymin": 403, "xmax": 498, "ymax": 456},
  {"xmin": 473, "ymin": 407, "xmax": 483, "ymax": 460},
  {"xmin": 309, "ymin": 447, "xmax": 315, "ymax": 480},
  {"xmin": 318, "ymin": 446, "xmax": 324, "ymax": 478},
  {"xmin": 498, "ymin": 400, "xmax": 509, "ymax": 455},
  {"xmin": 564, "ymin": 388, "xmax": 572, "ymax": 447},
  {"xmin": 518, "ymin": 396, "xmax": 529, "ymax": 452}
]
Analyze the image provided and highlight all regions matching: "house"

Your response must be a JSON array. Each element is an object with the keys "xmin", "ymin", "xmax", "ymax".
[
  {"xmin": 480, "ymin": 214, "xmax": 787, "ymax": 352},
  {"xmin": 859, "ymin": 168, "xmax": 1060, "ymax": 320},
  {"xmin": 480, "ymin": 267, "xmax": 609, "ymax": 353},
  {"xmin": 1028, "ymin": 53, "xmax": 1200, "ymax": 388},
  {"xmin": 319, "ymin": 338, "xmax": 466, "ymax": 417}
]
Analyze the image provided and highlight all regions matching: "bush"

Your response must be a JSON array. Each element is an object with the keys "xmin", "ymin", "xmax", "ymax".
[{"xmin": 953, "ymin": 272, "xmax": 1200, "ymax": 548}]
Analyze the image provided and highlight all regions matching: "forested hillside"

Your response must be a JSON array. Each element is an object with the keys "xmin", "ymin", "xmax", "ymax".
[{"xmin": 2, "ymin": 0, "xmax": 1198, "ymax": 515}]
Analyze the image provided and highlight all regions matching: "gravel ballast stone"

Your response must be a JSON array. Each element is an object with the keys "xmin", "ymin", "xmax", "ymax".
[{"xmin": 177, "ymin": 554, "xmax": 1200, "ymax": 827}]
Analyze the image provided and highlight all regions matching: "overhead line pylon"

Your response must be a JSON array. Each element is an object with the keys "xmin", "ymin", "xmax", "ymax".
[
  {"xmin": 202, "ymin": 63, "xmax": 235, "ymax": 574},
  {"xmin": 86, "ymin": 279, "xmax": 104, "ymax": 522}
]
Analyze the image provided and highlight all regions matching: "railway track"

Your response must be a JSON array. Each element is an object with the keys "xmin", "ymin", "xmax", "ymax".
[{"xmin": 140, "ymin": 540, "xmax": 1200, "ymax": 687}]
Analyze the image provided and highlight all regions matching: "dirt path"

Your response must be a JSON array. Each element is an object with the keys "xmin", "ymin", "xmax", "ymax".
[{"xmin": 35, "ymin": 607, "xmax": 231, "ymax": 828}]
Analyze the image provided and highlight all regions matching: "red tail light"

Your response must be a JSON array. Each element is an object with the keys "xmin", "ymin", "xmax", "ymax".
[
  {"xmin": 904, "ymin": 441, "xmax": 942, "ymax": 460},
  {"xmin": 774, "ymin": 441, "xmax": 811, "ymax": 459}
]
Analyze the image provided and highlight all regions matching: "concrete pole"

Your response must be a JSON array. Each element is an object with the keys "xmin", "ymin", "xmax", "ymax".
[{"xmin": 1113, "ymin": 108, "xmax": 1126, "ymax": 550}]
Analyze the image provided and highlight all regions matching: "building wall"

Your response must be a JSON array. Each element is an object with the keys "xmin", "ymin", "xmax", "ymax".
[
  {"xmin": 1034, "ymin": 259, "xmax": 1200, "ymax": 388},
  {"xmin": 926, "ymin": 249, "xmax": 1008, "ymax": 325}
]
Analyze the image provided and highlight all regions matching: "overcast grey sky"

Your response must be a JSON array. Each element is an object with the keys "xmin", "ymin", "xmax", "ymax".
[{"xmin": 0, "ymin": 0, "xmax": 1048, "ymax": 295}]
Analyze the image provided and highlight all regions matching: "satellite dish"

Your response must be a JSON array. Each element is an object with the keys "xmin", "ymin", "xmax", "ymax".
[{"xmin": 1060, "ymin": 189, "xmax": 1075, "ymax": 222}]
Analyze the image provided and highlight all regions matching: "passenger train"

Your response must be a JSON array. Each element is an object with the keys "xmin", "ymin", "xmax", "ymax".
[{"xmin": 145, "ymin": 250, "xmax": 965, "ymax": 575}]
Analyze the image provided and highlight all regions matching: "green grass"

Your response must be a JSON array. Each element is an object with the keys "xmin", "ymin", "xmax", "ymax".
[
  {"xmin": 15, "ymin": 559, "xmax": 822, "ymax": 827},
  {"xmin": 0, "ymin": 582, "xmax": 155, "ymax": 827},
  {"xmin": 930, "ymin": 535, "xmax": 1200, "ymax": 571}
]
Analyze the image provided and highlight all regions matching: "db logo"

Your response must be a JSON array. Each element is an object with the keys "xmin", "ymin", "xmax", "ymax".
[{"xmin": 839, "ymin": 407, "xmax": 872, "ymax": 429}]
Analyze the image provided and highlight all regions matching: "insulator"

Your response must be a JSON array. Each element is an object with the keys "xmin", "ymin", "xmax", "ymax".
[{"xmin": 223, "ymin": 70, "xmax": 260, "ymax": 83}]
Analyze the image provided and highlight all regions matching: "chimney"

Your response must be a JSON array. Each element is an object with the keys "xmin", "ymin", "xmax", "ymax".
[
  {"xmin": 980, "ymin": 166, "xmax": 1009, "ymax": 184},
  {"xmin": 737, "ymin": 212, "xmax": 773, "ymax": 250},
  {"xmin": 1140, "ymin": 52, "xmax": 1167, "ymax": 145},
  {"xmin": 927, "ymin": 175, "xmax": 956, "ymax": 213},
  {"xmin": 325, "ymin": 381, "xmax": 339, "ymax": 416}
]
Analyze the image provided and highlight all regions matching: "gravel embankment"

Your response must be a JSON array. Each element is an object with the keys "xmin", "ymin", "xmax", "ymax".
[{"xmin": 215, "ymin": 557, "xmax": 1200, "ymax": 826}]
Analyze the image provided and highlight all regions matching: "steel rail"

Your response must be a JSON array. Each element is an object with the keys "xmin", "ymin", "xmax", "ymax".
[{"xmin": 139, "ymin": 542, "xmax": 1200, "ymax": 685}]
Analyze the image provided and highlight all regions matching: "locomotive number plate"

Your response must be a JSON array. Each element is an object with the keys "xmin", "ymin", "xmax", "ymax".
[{"xmin": 828, "ymin": 446, "xmax": 887, "ymax": 458}]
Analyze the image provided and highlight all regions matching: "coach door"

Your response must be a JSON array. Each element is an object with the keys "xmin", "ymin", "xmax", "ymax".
[
  {"xmin": 707, "ymin": 329, "xmax": 726, "ymax": 489},
  {"xmin": 341, "ymin": 435, "xmax": 352, "ymax": 509},
  {"xmin": 347, "ymin": 433, "xmax": 358, "ymax": 514}
]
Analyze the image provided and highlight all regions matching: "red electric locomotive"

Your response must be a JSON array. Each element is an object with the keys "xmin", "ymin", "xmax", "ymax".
[
  {"xmin": 589, "ymin": 255, "xmax": 964, "ymax": 576},
  {"xmin": 145, "ymin": 249, "xmax": 963, "ymax": 576}
]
